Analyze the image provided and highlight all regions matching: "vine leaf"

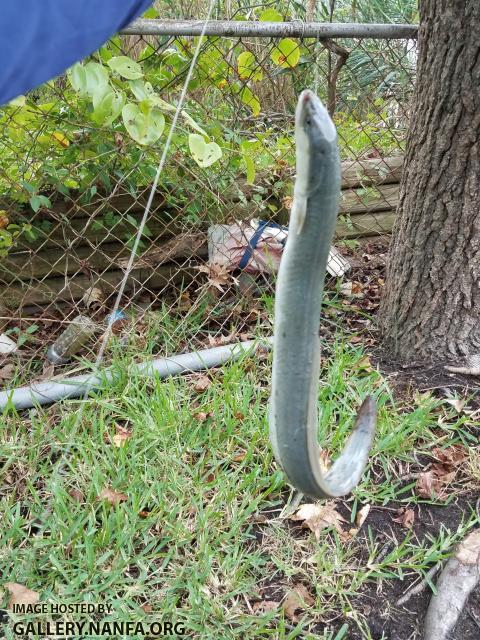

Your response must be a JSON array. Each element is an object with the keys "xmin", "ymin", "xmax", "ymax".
[
  {"xmin": 271, "ymin": 39, "xmax": 301, "ymax": 68},
  {"xmin": 92, "ymin": 89, "xmax": 125, "ymax": 125},
  {"xmin": 181, "ymin": 111, "xmax": 208, "ymax": 137},
  {"xmin": 188, "ymin": 134, "xmax": 222, "ymax": 168},
  {"xmin": 240, "ymin": 87, "xmax": 261, "ymax": 116},
  {"xmin": 259, "ymin": 8, "xmax": 283, "ymax": 22},
  {"xmin": 122, "ymin": 103, "xmax": 165, "ymax": 145},
  {"xmin": 128, "ymin": 79, "xmax": 155, "ymax": 101},
  {"xmin": 237, "ymin": 51, "xmax": 263, "ymax": 82},
  {"xmin": 108, "ymin": 56, "xmax": 143, "ymax": 80}
]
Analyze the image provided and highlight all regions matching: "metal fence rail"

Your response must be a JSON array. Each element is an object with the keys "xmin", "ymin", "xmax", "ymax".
[{"xmin": 0, "ymin": 21, "xmax": 417, "ymax": 384}]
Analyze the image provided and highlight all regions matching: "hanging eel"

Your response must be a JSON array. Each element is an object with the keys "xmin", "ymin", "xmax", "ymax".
[{"xmin": 269, "ymin": 90, "xmax": 376, "ymax": 498}]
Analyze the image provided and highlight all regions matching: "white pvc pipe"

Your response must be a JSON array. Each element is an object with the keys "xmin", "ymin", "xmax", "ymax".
[{"xmin": 0, "ymin": 339, "xmax": 271, "ymax": 411}]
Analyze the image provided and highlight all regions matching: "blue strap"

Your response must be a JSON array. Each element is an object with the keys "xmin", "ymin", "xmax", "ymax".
[
  {"xmin": 0, "ymin": 0, "xmax": 153, "ymax": 105},
  {"xmin": 238, "ymin": 220, "xmax": 287, "ymax": 270}
]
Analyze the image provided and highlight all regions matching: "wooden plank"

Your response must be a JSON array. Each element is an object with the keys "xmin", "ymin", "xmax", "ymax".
[
  {"xmin": 341, "ymin": 155, "xmax": 404, "ymax": 189},
  {"xmin": 339, "ymin": 183, "xmax": 399, "ymax": 215},
  {"xmin": 335, "ymin": 210, "xmax": 396, "ymax": 238},
  {"xmin": 14, "ymin": 214, "xmax": 183, "ymax": 251},
  {"xmin": 0, "ymin": 264, "xmax": 198, "ymax": 309},
  {"xmin": 0, "ymin": 191, "xmax": 168, "ymax": 221},
  {"xmin": 0, "ymin": 235, "xmax": 208, "ymax": 282}
]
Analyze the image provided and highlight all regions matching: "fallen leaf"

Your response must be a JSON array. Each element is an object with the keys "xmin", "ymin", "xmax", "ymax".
[
  {"xmin": 81, "ymin": 286, "xmax": 105, "ymax": 309},
  {"xmin": 432, "ymin": 445, "xmax": 468, "ymax": 468},
  {"xmin": 252, "ymin": 600, "xmax": 278, "ymax": 614},
  {"xmin": 444, "ymin": 396, "xmax": 466, "ymax": 413},
  {"xmin": 283, "ymin": 584, "xmax": 314, "ymax": 621},
  {"xmin": 291, "ymin": 502, "xmax": 346, "ymax": 540},
  {"xmin": 0, "ymin": 363, "xmax": 15, "ymax": 380},
  {"xmin": 112, "ymin": 425, "xmax": 133, "ymax": 447},
  {"xmin": 98, "ymin": 487, "xmax": 128, "ymax": 505},
  {"xmin": 0, "ymin": 211, "xmax": 10, "ymax": 229},
  {"xmin": 193, "ymin": 411, "xmax": 211, "ymax": 422},
  {"xmin": 141, "ymin": 603, "xmax": 153, "ymax": 613},
  {"xmin": 4, "ymin": 583, "xmax": 39, "ymax": 609},
  {"xmin": 393, "ymin": 507, "xmax": 415, "ymax": 528},
  {"xmin": 340, "ymin": 281, "xmax": 364, "ymax": 297},
  {"xmin": 356, "ymin": 355, "xmax": 373, "ymax": 372},
  {"xmin": 340, "ymin": 281, "xmax": 353, "ymax": 296},
  {"xmin": 455, "ymin": 529, "xmax": 480, "ymax": 565},
  {"xmin": 40, "ymin": 361, "xmax": 55, "ymax": 380},
  {"xmin": 69, "ymin": 488, "xmax": 84, "ymax": 503},
  {"xmin": 355, "ymin": 504, "xmax": 371, "ymax": 529},
  {"xmin": 193, "ymin": 375, "xmax": 211, "ymax": 393},
  {"xmin": 415, "ymin": 471, "xmax": 448, "ymax": 500},
  {"xmin": 318, "ymin": 449, "xmax": 331, "ymax": 473},
  {"xmin": 197, "ymin": 263, "xmax": 236, "ymax": 292}
]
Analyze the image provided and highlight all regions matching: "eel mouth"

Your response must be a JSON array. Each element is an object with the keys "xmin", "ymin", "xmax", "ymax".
[{"xmin": 297, "ymin": 89, "xmax": 337, "ymax": 143}]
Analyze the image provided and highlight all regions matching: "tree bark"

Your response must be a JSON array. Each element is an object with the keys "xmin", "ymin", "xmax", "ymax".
[{"xmin": 379, "ymin": 0, "xmax": 480, "ymax": 361}]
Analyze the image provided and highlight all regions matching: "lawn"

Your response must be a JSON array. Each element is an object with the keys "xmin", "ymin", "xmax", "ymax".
[{"xmin": 1, "ymin": 293, "xmax": 479, "ymax": 639}]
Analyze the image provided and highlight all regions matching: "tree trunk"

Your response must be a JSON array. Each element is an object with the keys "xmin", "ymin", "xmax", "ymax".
[{"xmin": 379, "ymin": 0, "xmax": 480, "ymax": 362}]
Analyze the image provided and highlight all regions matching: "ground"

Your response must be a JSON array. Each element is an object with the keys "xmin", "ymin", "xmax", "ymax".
[{"xmin": 0, "ymin": 239, "xmax": 479, "ymax": 640}]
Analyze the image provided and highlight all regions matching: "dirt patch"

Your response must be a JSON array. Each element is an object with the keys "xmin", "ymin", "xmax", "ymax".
[{"xmin": 339, "ymin": 494, "xmax": 480, "ymax": 639}]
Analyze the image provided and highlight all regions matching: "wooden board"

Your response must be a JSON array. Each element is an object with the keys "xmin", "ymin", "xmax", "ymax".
[
  {"xmin": 0, "ymin": 264, "xmax": 198, "ymax": 309},
  {"xmin": 1, "ymin": 235, "xmax": 208, "ymax": 282},
  {"xmin": 341, "ymin": 154, "xmax": 404, "ymax": 189}
]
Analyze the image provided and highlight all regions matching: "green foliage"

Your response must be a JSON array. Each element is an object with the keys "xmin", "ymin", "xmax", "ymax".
[
  {"xmin": 237, "ymin": 51, "xmax": 263, "ymax": 82},
  {"xmin": 188, "ymin": 134, "xmax": 223, "ymax": 168},
  {"xmin": 0, "ymin": 26, "xmax": 409, "ymax": 260},
  {"xmin": 270, "ymin": 39, "xmax": 301, "ymax": 69}
]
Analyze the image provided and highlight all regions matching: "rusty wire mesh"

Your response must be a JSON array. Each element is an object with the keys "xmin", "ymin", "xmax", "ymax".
[{"xmin": 0, "ymin": 29, "xmax": 417, "ymax": 385}]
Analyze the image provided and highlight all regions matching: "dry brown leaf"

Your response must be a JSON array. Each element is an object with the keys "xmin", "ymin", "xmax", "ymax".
[
  {"xmin": 232, "ymin": 451, "xmax": 246, "ymax": 463},
  {"xmin": 40, "ymin": 361, "xmax": 55, "ymax": 380},
  {"xmin": 112, "ymin": 425, "xmax": 133, "ymax": 447},
  {"xmin": 283, "ymin": 584, "xmax": 314, "ymax": 621},
  {"xmin": 291, "ymin": 502, "xmax": 346, "ymax": 540},
  {"xmin": 252, "ymin": 600, "xmax": 279, "ymax": 615},
  {"xmin": 69, "ymin": 488, "xmax": 84, "ymax": 503},
  {"xmin": 355, "ymin": 504, "xmax": 371, "ymax": 529},
  {"xmin": 81, "ymin": 286, "xmax": 105, "ymax": 309},
  {"xmin": 141, "ymin": 603, "xmax": 153, "ymax": 613},
  {"xmin": 0, "ymin": 211, "xmax": 10, "ymax": 229},
  {"xmin": 415, "ymin": 471, "xmax": 448, "ymax": 500},
  {"xmin": 98, "ymin": 487, "xmax": 128, "ymax": 505},
  {"xmin": 197, "ymin": 263, "xmax": 235, "ymax": 292},
  {"xmin": 444, "ymin": 396, "xmax": 466, "ymax": 413},
  {"xmin": 356, "ymin": 355, "xmax": 373, "ymax": 372},
  {"xmin": 432, "ymin": 445, "xmax": 468, "ymax": 468},
  {"xmin": 393, "ymin": 507, "xmax": 415, "ymax": 528},
  {"xmin": 340, "ymin": 281, "xmax": 364, "ymax": 298},
  {"xmin": 4, "ymin": 583, "xmax": 39, "ymax": 608},
  {"xmin": 0, "ymin": 363, "xmax": 15, "ymax": 380},
  {"xmin": 193, "ymin": 375, "xmax": 211, "ymax": 393},
  {"xmin": 455, "ymin": 529, "xmax": 480, "ymax": 565},
  {"xmin": 318, "ymin": 449, "xmax": 331, "ymax": 474}
]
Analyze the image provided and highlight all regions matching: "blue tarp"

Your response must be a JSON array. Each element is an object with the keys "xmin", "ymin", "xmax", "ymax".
[{"xmin": 0, "ymin": 0, "xmax": 153, "ymax": 105}]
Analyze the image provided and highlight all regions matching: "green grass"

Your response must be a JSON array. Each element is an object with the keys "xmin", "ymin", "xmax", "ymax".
[{"xmin": 1, "ymin": 305, "xmax": 479, "ymax": 639}]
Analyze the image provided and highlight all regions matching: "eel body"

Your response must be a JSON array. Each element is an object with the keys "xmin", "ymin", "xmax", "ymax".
[{"xmin": 269, "ymin": 90, "xmax": 376, "ymax": 498}]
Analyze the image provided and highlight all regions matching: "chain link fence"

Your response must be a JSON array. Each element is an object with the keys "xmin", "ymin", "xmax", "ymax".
[{"xmin": 0, "ymin": 22, "xmax": 417, "ymax": 386}]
